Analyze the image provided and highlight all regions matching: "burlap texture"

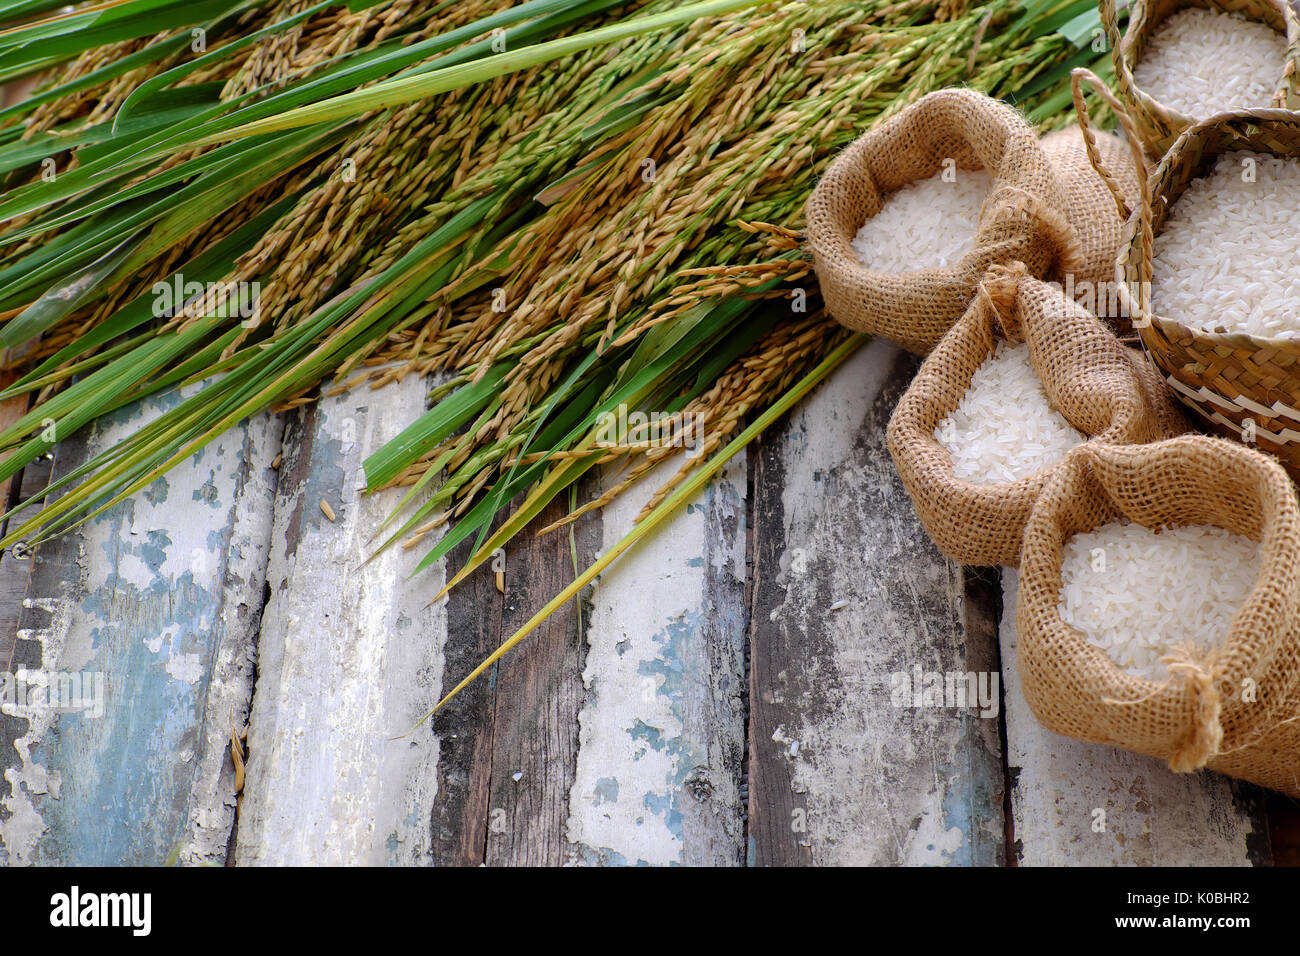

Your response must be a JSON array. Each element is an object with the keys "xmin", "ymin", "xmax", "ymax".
[
  {"xmin": 886, "ymin": 263, "xmax": 1189, "ymax": 567},
  {"xmin": 1016, "ymin": 436, "xmax": 1300, "ymax": 797},
  {"xmin": 806, "ymin": 89, "xmax": 1079, "ymax": 355},
  {"xmin": 1040, "ymin": 125, "xmax": 1141, "ymax": 328}
]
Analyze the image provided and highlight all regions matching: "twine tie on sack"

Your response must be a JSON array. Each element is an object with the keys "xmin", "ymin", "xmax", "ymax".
[
  {"xmin": 975, "ymin": 262, "xmax": 1026, "ymax": 341},
  {"xmin": 1163, "ymin": 652, "xmax": 1225, "ymax": 772},
  {"xmin": 980, "ymin": 186, "xmax": 1083, "ymax": 283}
]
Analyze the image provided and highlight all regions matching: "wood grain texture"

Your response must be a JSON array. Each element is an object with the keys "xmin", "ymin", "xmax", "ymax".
[
  {"xmin": 481, "ymin": 491, "xmax": 598, "ymax": 867},
  {"xmin": 1266, "ymin": 794, "xmax": 1300, "ymax": 866},
  {"xmin": 0, "ymin": 454, "xmax": 50, "ymax": 666},
  {"xmin": 567, "ymin": 457, "xmax": 748, "ymax": 866},
  {"xmin": 234, "ymin": 374, "xmax": 444, "ymax": 866},
  {"xmin": 0, "ymin": 388, "xmax": 281, "ymax": 865},
  {"xmin": 428, "ymin": 521, "xmax": 505, "ymax": 866},
  {"xmin": 748, "ymin": 339, "xmax": 1005, "ymax": 866},
  {"xmin": 425, "ymin": 489, "xmax": 600, "ymax": 866},
  {"xmin": 999, "ymin": 567, "xmax": 1271, "ymax": 866},
  {"xmin": 0, "ymin": 352, "xmax": 36, "ymax": 660}
]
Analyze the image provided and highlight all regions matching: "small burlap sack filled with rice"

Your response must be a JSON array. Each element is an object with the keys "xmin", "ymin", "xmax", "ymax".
[
  {"xmin": 805, "ymin": 89, "xmax": 1078, "ymax": 354},
  {"xmin": 806, "ymin": 89, "xmax": 1137, "ymax": 353},
  {"xmin": 1016, "ymin": 436, "xmax": 1300, "ymax": 797},
  {"xmin": 886, "ymin": 262, "xmax": 1187, "ymax": 567}
]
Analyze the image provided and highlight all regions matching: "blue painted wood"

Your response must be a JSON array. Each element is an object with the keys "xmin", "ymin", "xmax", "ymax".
[
  {"xmin": 0, "ymin": 387, "xmax": 281, "ymax": 865},
  {"xmin": 566, "ymin": 456, "xmax": 748, "ymax": 866}
]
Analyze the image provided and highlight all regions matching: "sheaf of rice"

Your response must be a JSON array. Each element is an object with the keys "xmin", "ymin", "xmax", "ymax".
[
  {"xmin": 1151, "ymin": 151, "xmax": 1300, "ymax": 339},
  {"xmin": 1134, "ymin": 8, "xmax": 1286, "ymax": 117},
  {"xmin": 852, "ymin": 169, "xmax": 993, "ymax": 271},
  {"xmin": 935, "ymin": 340, "xmax": 1086, "ymax": 484},
  {"xmin": 1059, "ymin": 521, "xmax": 1260, "ymax": 682}
]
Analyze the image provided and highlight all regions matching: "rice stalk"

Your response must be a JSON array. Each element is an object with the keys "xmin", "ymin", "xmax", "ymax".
[{"xmin": 0, "ymin": 0, "xmax": 1121, "ymax": 693}]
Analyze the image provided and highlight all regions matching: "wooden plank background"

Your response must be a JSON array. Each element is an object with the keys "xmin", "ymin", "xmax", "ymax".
[
  {"xmin": 0, "ymin": 348, "xmax": 1296, "ymax": 865},
  {"xmin": 0, "ymin": 387, "xmax": 280, "ymax": 865}
]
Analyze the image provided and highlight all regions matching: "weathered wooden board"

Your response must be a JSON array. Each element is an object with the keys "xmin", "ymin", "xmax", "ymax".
[
  {"xmin": 999, "ymin": 567, "xmax": 1271, "ymax": 866},
  {"xmin": 566, "ymin": 456, "xmax": 748, "ymax": 866},
  {"xmin": 478, "ymin": 492, "xmax": 598, "ymax": 867},
  {"xmin": 234, "ymin": 374, "xmax": 445, "ymax": 866},
  {"xmin": 0, "ymin": 455, "xmax": 50, "ymax": 665},
  {"xmin": 748, "ymin": 338, "xmax": 1005, "ymax": 866},
  {"xmin": 423, "ymin": 485, "xmax": 599, "ymax": 868},
  {"xmin": 0, "ymin": 387, "xmax": 281, "ymax": 866},
  {"xmin": 0, "ymin": 354, "xmax": 36, "ymax": 658},
  {"xmin": 427, "ymin": 521, "xmax": 505, "ymax": 866}
]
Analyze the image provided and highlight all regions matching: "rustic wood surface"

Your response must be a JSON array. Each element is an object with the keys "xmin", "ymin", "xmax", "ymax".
[
  {"xmin": 0, "ymin": 349, "xmax": 1296, "ymax": 865},
  {"xmin": 0, "ymin": 387, "xmax": 280, "ymax": 865},
  {"xmin": 568, "ymin": 455, "xmax": 748, "ymax": 866},
  {"xmin": 233, "ymin": 375, "xmax": 443, "ymax": 866},
  {"xmin": 749, "ymin": 339, "xmax": 1005, "ymax": 866}
]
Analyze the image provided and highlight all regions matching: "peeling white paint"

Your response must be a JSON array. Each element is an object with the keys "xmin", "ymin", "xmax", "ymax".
[
  {"xmin": 761, "ymin": 340, "xmax": 989, "ymax": 866},
  {"xmin": 163, "ymin": 653, "xmax": 203, "ymax": 685},
  {"xmin": 566, "ymin": 455, "xmax": 746, "ymax": 866},
  {"xmin": 234, "ymin": 373, "xmax": 445, "ymax": 866}
]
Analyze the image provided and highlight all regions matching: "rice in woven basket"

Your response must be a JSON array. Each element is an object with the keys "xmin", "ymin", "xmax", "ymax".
[
  {"xmin": 1072, "ymin": 67, "xmax": 1300, "ymax": 479},
  {"xmin": 1099, "ymin": 0, "xmax": 1300, "ymax": 156}
]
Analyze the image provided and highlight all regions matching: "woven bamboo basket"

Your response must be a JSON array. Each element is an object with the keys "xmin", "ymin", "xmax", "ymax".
[
  {"xmin": 1073, "ymin": 67, "xmax": 1300, "ymax": 477},
  {"xmin": 1100, "ymin": 0, "xmax": 1300, "ymax": 156}
]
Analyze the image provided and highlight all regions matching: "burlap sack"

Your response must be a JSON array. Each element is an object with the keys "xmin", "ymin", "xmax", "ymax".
[
  {"xmin": 1016, "ymin": 436, "xmax": 1300, "ymax": 797},
  {"xmin": 806, "ymin": 89, "xmax": 1079, "ymax": 354},
  {"xmin": 1040, "ymin": 125, "xmax": 1141, "ymax": 328},
  {"xmin": 886, "ymin": 262, "xmax": 1188, "ymax": 567}
]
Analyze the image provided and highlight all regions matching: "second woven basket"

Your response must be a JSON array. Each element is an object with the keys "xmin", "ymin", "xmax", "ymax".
[{"xmin": 1073, "ymin": 67, "xmax": 1300, "ymax": 478}]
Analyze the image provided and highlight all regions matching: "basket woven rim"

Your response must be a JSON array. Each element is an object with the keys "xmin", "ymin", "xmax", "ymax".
[{"xmin": 1108, "ymin": 0, "xmax": 1300, "ymax": 149}]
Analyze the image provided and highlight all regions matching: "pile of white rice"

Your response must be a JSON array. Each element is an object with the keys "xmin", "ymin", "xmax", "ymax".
[
  {"xmin": 1133, "ymin": 8, "xmax": 1286, "ymax": 116},
  {"xmin": 1059, "ymin": 521, "xmax": 1260, "ymax": 682},
  {"xmin": 852, "ymin": 168, "xmax": 993, "ymax": 271},
  {"xmin": 935, "ymin": 340, "xmax": 1085, "ymax": 484},
  {"xmin": 1152, "ymin": 150, "xmax": 1300, "ymax": 338}
]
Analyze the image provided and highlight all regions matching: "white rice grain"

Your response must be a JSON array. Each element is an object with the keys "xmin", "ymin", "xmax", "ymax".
[
  {"xmin": 1134, "ymin": 8, "xmax": 1286, "ymax": 117},
  {"xmin": 935, "ymin": 340, "xmax": 1085, "ymax": 484},
  {"xmin": 1059, "ymin": 521, "xmax": 1259, "ymax": 682},
  {"xmin": 852, "ymin": 169, "xmax": 993, "ymax": 272},
  {"xmin": 1152, "ymin": 151, "xmax": 1300, "ymax": 339}
]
